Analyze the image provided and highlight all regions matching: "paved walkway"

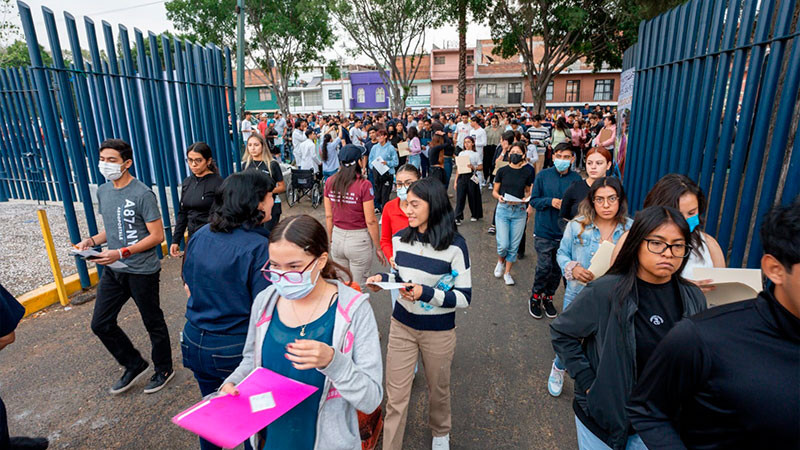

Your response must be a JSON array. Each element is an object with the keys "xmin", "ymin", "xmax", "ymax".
[{"xmin": 0, "ymin": 197, "xmax": 578, "ymax": 449}]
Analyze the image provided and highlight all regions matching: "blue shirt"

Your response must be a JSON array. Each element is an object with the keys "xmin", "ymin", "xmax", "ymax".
[
  {"xmin": 183, "ymin": 224, "xmax": 271, "ymax": 335},
  {"xmin": 368, "ymin": 142, "xmax": 399, "ymax": 175},
  {"xmin": 261, "ymin": 301, "xmax": 336, "ymax": 450},
  {"xmin": 529, "ymin": 167, "xmax": 582, "ymax": 240}
]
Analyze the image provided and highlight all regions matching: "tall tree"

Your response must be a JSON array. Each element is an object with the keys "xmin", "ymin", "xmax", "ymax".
[
  {"xmin": 0, "ymin": 0, "xmax": 19, "ymax": 45},
  {"xmin": 490, "ymin": 0, "xmax": 639, "ymax": 114},
  {"xmin": 166, "ymin": 0, "xmax": 334, "ymax": 115},
  {"xmin": 457, "ymin": 0, "xmax": 467, "ymax": 111},
  {"xmin": 330, "ymin": 0, "xmax": 442, "ymax": 115},
  {"xmin": 0, "ymin": 40, "xmax": 53, "ymax": 68}
]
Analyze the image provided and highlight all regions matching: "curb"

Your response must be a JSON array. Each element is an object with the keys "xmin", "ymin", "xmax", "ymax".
[{"xmin": 16, "ymin": 241, "xmax": 171, "ymax": 317}]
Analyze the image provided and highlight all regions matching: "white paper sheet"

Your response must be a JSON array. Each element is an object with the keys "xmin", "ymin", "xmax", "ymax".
[
  {"xmin": 370, "ymin": 157, "xmax": 389, "ymax": 175},
  {"xmin": 587, "ymin": 241, "xmax": 616, "ymax": 279},
  {"xmin": 366, "ymin": 281, "xmax": 407, "ymax": 290},
  {"xmin": 692, "ymin": 267, "xmax": 763, "ymax": 307},
  {"xmin": 70, "ymin": 248, "xmax": 129, "ymax": 269},
  {"xmin": 502, "ymin": 193, "xmax": 530, "ymax": 203}
]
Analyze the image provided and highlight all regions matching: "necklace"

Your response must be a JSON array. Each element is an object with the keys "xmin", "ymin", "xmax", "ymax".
[
  {"xmin": 596, "ymin": 221, "xmax": 615, "ymax": 242},
  {"xmin": 291, "ymin": 290, "xmax": 336, "ymax": 337}
]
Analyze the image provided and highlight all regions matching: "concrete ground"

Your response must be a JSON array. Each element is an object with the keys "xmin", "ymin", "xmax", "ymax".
[{"xmin": 0, "ymin": 191, "xmax": 577, "ymax": 449}]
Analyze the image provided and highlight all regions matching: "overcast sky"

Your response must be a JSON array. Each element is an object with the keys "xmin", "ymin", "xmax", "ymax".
[{"xmin": 6, "ymin": 0, "xmax": 493, "ymax": 65}]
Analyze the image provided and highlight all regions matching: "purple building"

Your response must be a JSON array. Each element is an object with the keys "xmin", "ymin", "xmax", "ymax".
[{"xmin": 349, "ymin": 71, "xmax": 390, "ymax": 111}]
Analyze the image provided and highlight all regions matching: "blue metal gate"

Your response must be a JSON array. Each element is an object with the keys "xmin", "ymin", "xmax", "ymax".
[
  {"xmin": 0, "ymin": 2, "xmax": 242, "ymax": 288},
  {"xmin": 623, "ymin": 0, "xmax": 800, "ymax": 268}
]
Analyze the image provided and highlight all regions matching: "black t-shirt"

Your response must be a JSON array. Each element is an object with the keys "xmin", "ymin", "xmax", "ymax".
[
  {"xmin": 494, "ymin": 165, "xmax": 535, "ymax": 199},
  {"xmin": 560, "ymin": 179, "xmax": 591, "ymax": 222},
  {"xmin": 634, "ymin": 278, "xmax": 683, "ymax": 379},
  {"xmin": 249, "ymin": 159, "xmax": 284, "ymax": 184}
]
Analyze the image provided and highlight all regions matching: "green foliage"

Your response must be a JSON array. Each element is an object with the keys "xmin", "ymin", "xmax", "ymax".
[
  {"xmin": 0, "ymin": 40, "xmax": 53, "ymax": 68},
  {"xmin": 165, "ymin": 0, "xmax": 237, "ymax": 49},
  {"xmin": 325, "ymin": 59, "xmax": 342, "ymax": 81},
  {"xmin": 636, "ymin": 0, "xmax": 689, "ymax": 20},
  {"xmin": 0, "ymin": 0, "xmax": 20, "ymax": 44}
]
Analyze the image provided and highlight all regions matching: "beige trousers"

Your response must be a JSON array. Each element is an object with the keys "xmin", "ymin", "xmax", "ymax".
[
  {"xmin": 382, "ymin": 318, "xmax": 457, "ymax": 450},
  {"xmin": 330, "ymin": 226, "xmax": 373, "ymax": 286}
]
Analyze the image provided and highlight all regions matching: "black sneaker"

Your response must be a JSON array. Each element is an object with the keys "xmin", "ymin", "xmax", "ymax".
[
  {"xmin": 544, "ymin": 296, "xmax": 558, "ymax": 318},
  {"xmin": 455, "ymin": 219, "xmax": 463, "ymax": 226},
  {"xmin": 109, "ymin": 361, "xmax": 149, "ymax": 395},
  {"xmin": 8, "ymin": 436, "xmax": 49, "ymax": 449},
  {"xmin": 143, "ymin": 369, "xmax": 175, "ymax": 394},
  {"xmin": 487, "ymin": 225, "xmax": 496, "ymax": 235},
  {"xmin": 529, "ymin": 294, "xmax": 543, "ymax": 319}
]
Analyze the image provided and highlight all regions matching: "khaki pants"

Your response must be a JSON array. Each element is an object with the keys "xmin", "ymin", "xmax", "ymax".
[
  {"xmin": 383, "ymin": 318, "xmax": 457, "ymax": 450},
  {"xmin": 330, "ymin": 226, "xmax": 373, "ymax": 286}
]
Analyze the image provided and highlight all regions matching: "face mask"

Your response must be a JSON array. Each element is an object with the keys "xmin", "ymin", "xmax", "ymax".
[
  {"xmin": 397, "ymin": 186, "xmax": 409, "ymax": 201},
  {"xmin": 509, "ymin": 153, "xmax": 523, "ymax": 164},
  {"xmin": 99, "ymin": 161, "xmax": 124, "ymax": 181},
  {"xmin": 686, "ymin": 214, "xmax": 700, "ymax": 233},
  {"xmin": 553, "ymin": 158, "xmax": 571, "ymax": 172},
  {"xmin": 272, "ymin": 261, "xmax": 320, "ymax": 300}
]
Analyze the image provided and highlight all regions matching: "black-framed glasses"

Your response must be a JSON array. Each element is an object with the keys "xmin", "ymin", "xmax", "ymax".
[
  {"xmin": 644, "ymin": 239, "xmax": 691, "ymax": 258},
  {"xmin": 261, "ymin": 258, "xmax": 317, "ymax": 284},
  {"xmin": 593, "ymin": 195, "xmax": 619, "ymax": 205},
  {"xmin": 395, "ymin": 180, "xmax": 415, "ymax": 189},
  {"xmin": 185, "ymin": 157, "xmax": 205, "ymax": 166}
]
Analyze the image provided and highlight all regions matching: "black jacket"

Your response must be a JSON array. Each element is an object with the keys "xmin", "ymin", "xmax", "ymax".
[
  {"xmin": 550, "ymin": 274, "xmax": 706, "ymax": 449},
  {"xmin": 172, "ymin": 172, "xmax": 224, "ymax": 244},
  {"xmin": 627, "ymin": 287, "xmax": 800, "ymax": 449}
]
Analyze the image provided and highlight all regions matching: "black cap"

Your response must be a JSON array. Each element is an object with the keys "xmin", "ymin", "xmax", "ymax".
[{"xmin": 339, "ymin": 144, "xmax": 363, "ymax": 165}]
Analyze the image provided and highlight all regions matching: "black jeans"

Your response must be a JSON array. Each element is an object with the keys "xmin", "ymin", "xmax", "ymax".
[
  {"xmin": 532, "ymin": 237, "xmax": 562, "ymax": 296},
  {"xmin": 455, "ymin": 174, "xmax": 483, "ymax": 221},
  {"xmin": 372, "ymin": 169, "xmax": 393, "ymax": 211},
  {"xmin": 91, "ymin": 269, "xmax": 172, "ymax": 373},
  {"xmin": 483, "ymin": 145, "xmax": 496, "ymax": 181},
  {"xmin": 0, "ymin": 394, "xmax": 8, "ymax": 448},
  {"xmin": 428, "ymin": 166, "xmax": 446, "ymax": 186}
]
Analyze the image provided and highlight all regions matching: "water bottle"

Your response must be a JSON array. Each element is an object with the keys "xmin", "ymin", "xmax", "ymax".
[{"xmin": 434, "ymin": 270, "xmax": 458, "ymax": 291}]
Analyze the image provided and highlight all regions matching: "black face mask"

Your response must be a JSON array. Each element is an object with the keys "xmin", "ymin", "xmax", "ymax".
[{"xmin": 509, "ymin": 154, "xmax": 523, "ymax": 164}]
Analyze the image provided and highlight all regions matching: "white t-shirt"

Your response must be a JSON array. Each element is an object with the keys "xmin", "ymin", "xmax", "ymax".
[
  {"xmin": 469, "ymin": 126, "xmax": 487, "ymax": 159},
  {"xmin": 455, "ymin": 122, "xmax": 471, "ymax": 148},
  {"xmin": 241, "ymin": 119, "xmax": 253, "ymax": 140}
]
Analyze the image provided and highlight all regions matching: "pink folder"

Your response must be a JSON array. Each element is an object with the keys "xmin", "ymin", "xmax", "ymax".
[{"xmin": 172, "ymin": 367, "xmax": 319, "ymax": 449}]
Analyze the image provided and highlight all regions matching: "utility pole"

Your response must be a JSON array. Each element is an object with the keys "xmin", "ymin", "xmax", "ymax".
[{"xmin": 235, "ymin": 0, "xmax": 245, "ymax": 117}]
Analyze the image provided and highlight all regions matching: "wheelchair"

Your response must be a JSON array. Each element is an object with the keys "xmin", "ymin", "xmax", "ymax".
[{"xmin": 286, "ymin": 168, "xmax": 322, "ymax": 209}]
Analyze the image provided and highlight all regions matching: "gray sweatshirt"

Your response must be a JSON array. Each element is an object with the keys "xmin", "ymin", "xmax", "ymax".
[{"xmin": 222, "ymin": 281, "xmax": 383, "ymax": 449}]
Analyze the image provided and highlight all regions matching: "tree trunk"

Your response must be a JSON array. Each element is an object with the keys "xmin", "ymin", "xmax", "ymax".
[
  {"xmin": 391, "ymin": 83, "xmax": 405, "ymax": 116},
  {"xmin": 276, "ymin": 74, "xmax": 290, "ymax": 116},
  {"xmin": 457, "ymin": 0, "xmax": 467, "ymax": 112},
  {"xmin": 526, "ymin": 72, "xmax": 546, "ymax": 116}
]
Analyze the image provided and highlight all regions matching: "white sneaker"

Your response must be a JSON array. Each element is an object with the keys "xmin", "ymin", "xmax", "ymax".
[
  {"xmin": 470, "ymin": 217, "xmax": 477, "ymax": 222},
  {"xmin": 432, "ymin": 434, "xmax": 450, "ymax": 450},
  {"xmin": 493, "ymin": 262, "xmax": 504, "ymax": 278},
  {"xmin": 548, "ymin": 362, "xmax": 565, "ymax": 397},
  {"xmin": 504, "ymin": 273, "xmax": 515, "ymax": 285}
]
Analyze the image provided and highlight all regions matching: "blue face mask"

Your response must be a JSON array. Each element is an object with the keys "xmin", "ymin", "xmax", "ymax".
[
  {"xmin": 686, "ymin": 214, "xmax": 700, "ymax": 233},
  {"xmin": 553, "ymin": 158, "xmax": 571, "ymax": 172},
  {"xmin": 397, "ymin": 186, "xmax": 409, "ymax": 201},
  {"xmin": 271, "ymin": 260, "xmax": 320, "ymax": 300}
]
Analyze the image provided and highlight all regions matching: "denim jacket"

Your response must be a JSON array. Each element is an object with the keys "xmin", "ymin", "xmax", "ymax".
[{"xmin": 556, "ymin": 217, "xmax": 633, "ymax": 302}]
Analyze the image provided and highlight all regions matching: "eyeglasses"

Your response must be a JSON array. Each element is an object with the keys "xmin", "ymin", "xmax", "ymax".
[
  {"xmin": 186, "ymin": 157, "xmax": 205, "ymax": 166},
  {"xmin": 593, "ymin": 195, "xmax": 619, "ymax": 205},
  {"xmin": 395, "ymin": 180, "xmax": 415, "ymax": 189},
  {"xmin": 643, "ymin": 239, "xmax": 691, "ymax": 258},
  {"xmin": 261, "ymin": 258, "xmax": 317, "ymax": 284}
]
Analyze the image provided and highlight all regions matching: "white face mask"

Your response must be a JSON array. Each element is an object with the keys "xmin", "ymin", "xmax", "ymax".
[{"xmin": 99, "ymin": 161, "xmax": 125, "ymax": 181}]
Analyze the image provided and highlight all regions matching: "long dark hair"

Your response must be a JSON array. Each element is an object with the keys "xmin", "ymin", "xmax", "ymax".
[
  {"xmin": 607, "ymin": 206, "xmax": 692, "ymax": 315},
  {"xmin": 187, "ymin": 141, "xmax": 217, "ymax": 173},
  {"xmin": 399, "ymin": 177, "xmax": 456, "ymax": 251},
  {"xmin": 329, "ymin": 158, "xmax": 363, "ymax": 204},
  {"xmin": 643, "ymin": 173, "xmax": 706, "ymax": 259},
  {"xmin": 321, "ymin": 132, "xmax": 334, "ymax": 162},
  {"xmin": 270, "ymin": 215, "xmax": 352, "ymax": 283},
  {"xmin": 209, "ymin": 171, "xmax": 275, "ymax": 233},
  {"xmin": 576, "ymin": 177, "xmax": 628, "ymax": 243},
  {"xmin": 407, "ymin": 126, "xmax": 418, "ymax": 140},
  {"xmin": 555, "ymin": 117, "xmax": 569, "ymax": 134}
]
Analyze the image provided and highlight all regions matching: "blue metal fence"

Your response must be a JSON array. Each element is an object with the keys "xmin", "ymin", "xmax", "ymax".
[
  {"xmin": 623, "ymin": 0, "xmax": 800, "ymax": 268},
  {"xmin": 0, "ymin": 2, "xmax": 242, "ymax": 288}
]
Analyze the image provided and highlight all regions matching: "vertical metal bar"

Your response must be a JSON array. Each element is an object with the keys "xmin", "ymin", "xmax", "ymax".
[
  {"xmin": 0, "ymin": 70, "xmax": 33, "ymax": 199},
  {"xmin": 22, "ymin": 68, "xmax": 57, "ymax": 200},
  {"xmin": 8, "ymin": 68, "xmax": 45, "ymax": 201},
  {"xmin": 0, "ymin": 71, "xmax": 21, "ymax": 199},
  {"xmin": 17, "ymin": 1, "xmax": 91, "ymax": 288},
  {"xmin": 656, "ymin": 6, "xmax": 684, "ymax": 178},
  {"xmin": 184, "ymin": 41, "xmax": 202, "ymax": 143},
  {"xmin": 626, "ymin": 20, "xmax": 652, "ymax": 210},
  {"xmin": 84, "ymin": 17, "xmax": 115, "ymax": 139},
  {"xmin": 193, "ymin": 44, "xmax": 216, "ymax": 163},
  {"xmin": 740, "ymin": 0, "xmax": 799, "ymax": 268},
  {"xmin": 161, "ymin": 36, "xmax": 188, "ymax": 180},
  {"xmin": 205, "ymin": 45, "xmax": 226, "ymax": 175},
  {"xmin": 102, "ymin": 21, "xmax": 132, "ymax": 144},
  {"xmin": 643, "ymin": 15, "xmax": 670, "ymax": 205},
  {"xmin": 225, "ymin": 46, "xmax": 240, "ymax": 173},
  {"xmin": 118, "ymin": 25, "xmax": 153, "ymax": 185},
  {"xmin": 667, "ymin": 0, "xmax": 700, "ymax": 174},
  {"xmin": 173, "ymin": 38, "xmax": 195, "ymax": 163},
  {"xmin": 213, "ymin": 46, "xmax": 233, "ymax": 176}
]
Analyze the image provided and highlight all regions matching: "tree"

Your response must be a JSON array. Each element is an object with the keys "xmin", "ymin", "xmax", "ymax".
[
  {"xmin": 0, "ymin": 0, "xmax": 19, "ymax": 44},
  {"xmin": 490, "ymin": 0, "xmax": 639, "ymax": 114},
  {"xmin": 0, "ymin": 40, "xmax": 53, "ymax": 68},
  {"xmin": 330, "ymin": 0, "xmax": 443, "ymax": 115},
  {"xmin": 445, "ymin": 0, "xmax": 492, "ymax": 111},
  {"xmin": 166, "ymin": 0, "xmax": 333, "ymax": 115}
]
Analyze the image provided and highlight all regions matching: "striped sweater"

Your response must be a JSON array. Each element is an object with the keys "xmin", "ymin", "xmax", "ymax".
[{"xmin": 380, "ymin": 231, "xmax": 472, "ymax": 331}]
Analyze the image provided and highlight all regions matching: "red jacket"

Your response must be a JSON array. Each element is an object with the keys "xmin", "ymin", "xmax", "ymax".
[{"xmin": 379, "ymin": 197, "xmax": 409, "ymax": 261}]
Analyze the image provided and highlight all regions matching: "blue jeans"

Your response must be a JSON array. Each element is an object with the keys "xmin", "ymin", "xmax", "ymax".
[
  {"xmin": 408, "ymin": 154, "xmax": 421, "ymax": 170},
  {"xmin": 323, "ymin": 169, "xmax": 338, "ymax": 184},
  {"xmin": 420, "ymin": 153, "xmax": 429, "ymax": 177},
  {"xmin": 281, "ymin": 143, "xmax": 293, "ymax": 163},
  {"xmin": 495, "ymin": 203, "xmax": 527, "ymax": 263},
  {"xmin": 575, "ymin": 416, "xmax": 647, "ymax": 450},
  {"xmin": 181, "ymin": 321, "xmax": 252, "ymax": 450},
  {"xmin": 443, "ymin": 157, "xmax": 453, "ymax": 184}
]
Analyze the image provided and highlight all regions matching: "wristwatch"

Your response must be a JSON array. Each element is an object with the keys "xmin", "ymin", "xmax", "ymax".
[{"xmin": 120, "ymin": 247, "xmax": 132, "ymax": 259}]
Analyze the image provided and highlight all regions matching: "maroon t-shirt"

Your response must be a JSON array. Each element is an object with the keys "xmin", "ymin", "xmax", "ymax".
[{"xmin": 324, "ymin": 177, "xmax": 374, "ymax": 230}]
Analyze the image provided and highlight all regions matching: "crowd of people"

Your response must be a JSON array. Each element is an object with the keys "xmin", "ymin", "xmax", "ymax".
[{"xmin": 1, "ymin": 103, "xmax": 798, "ymax": 450}]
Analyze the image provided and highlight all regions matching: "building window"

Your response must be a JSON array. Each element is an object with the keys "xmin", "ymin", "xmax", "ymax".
[
  {"xmin": 594, "ymin": 79, "xmax": 614, "ymax": 101},
  {"xmin": 375, "ymin": 87, "xmax": 386, "ymax": 103},
  {"xmin": 304, "ymin": 90, "xmax": 322, "ymax": 107},
  {"xmin": 434, "ymin": 55, "xmax": 446, "ymax": 65},
  {"xmin": 566, "ymin": 80, "xmax": 580, "ymax": 102},
  {"xmin": 466, "ymin": 54, "xmax": 474, "ymax": 65},
  {"xmin": 441, "ymin": 84, "xmax": 453, "ymax": 94},
  {"xmin": 258, "ymin": 88, "xmax": 272, "ymax": 101},
  {"xmin": 508, "ymin": 82, "xmax": 522, "ymax": 93},
  {"xmin": 466, "ymin": 84, "xmax": 474, "ymax": 94},
  {"xmin": 487, "ymin": 83, "xmax": 496, "ymax": 96},
  {"xmin": 546, "ymin": 81, "xmax": 553, "ymax": 101},
  {"xmin": 328, "ymin": 89, "xmax": 342, "ymax": 100},
  {"xmin": 408, "ymin": 85, "xmax": 418, "ymax": 96},
  {"xmin": 357, "ymin": 88, "xmax": 365, "ymax": 103},
  {"xmin": 288, "ymin": 92, "xmax": 302, "ymax": 107}
]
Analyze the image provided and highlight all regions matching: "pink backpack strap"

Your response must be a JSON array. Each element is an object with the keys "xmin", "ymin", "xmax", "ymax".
[{"xmin": 337, "ymin": 292, "xmax": 366, "ymax": 323}]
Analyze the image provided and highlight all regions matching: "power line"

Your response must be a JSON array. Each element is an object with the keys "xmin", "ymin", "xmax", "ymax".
[{"xmin": 85, "ymin": 0, "xmax": 167, "ymax": 17}]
